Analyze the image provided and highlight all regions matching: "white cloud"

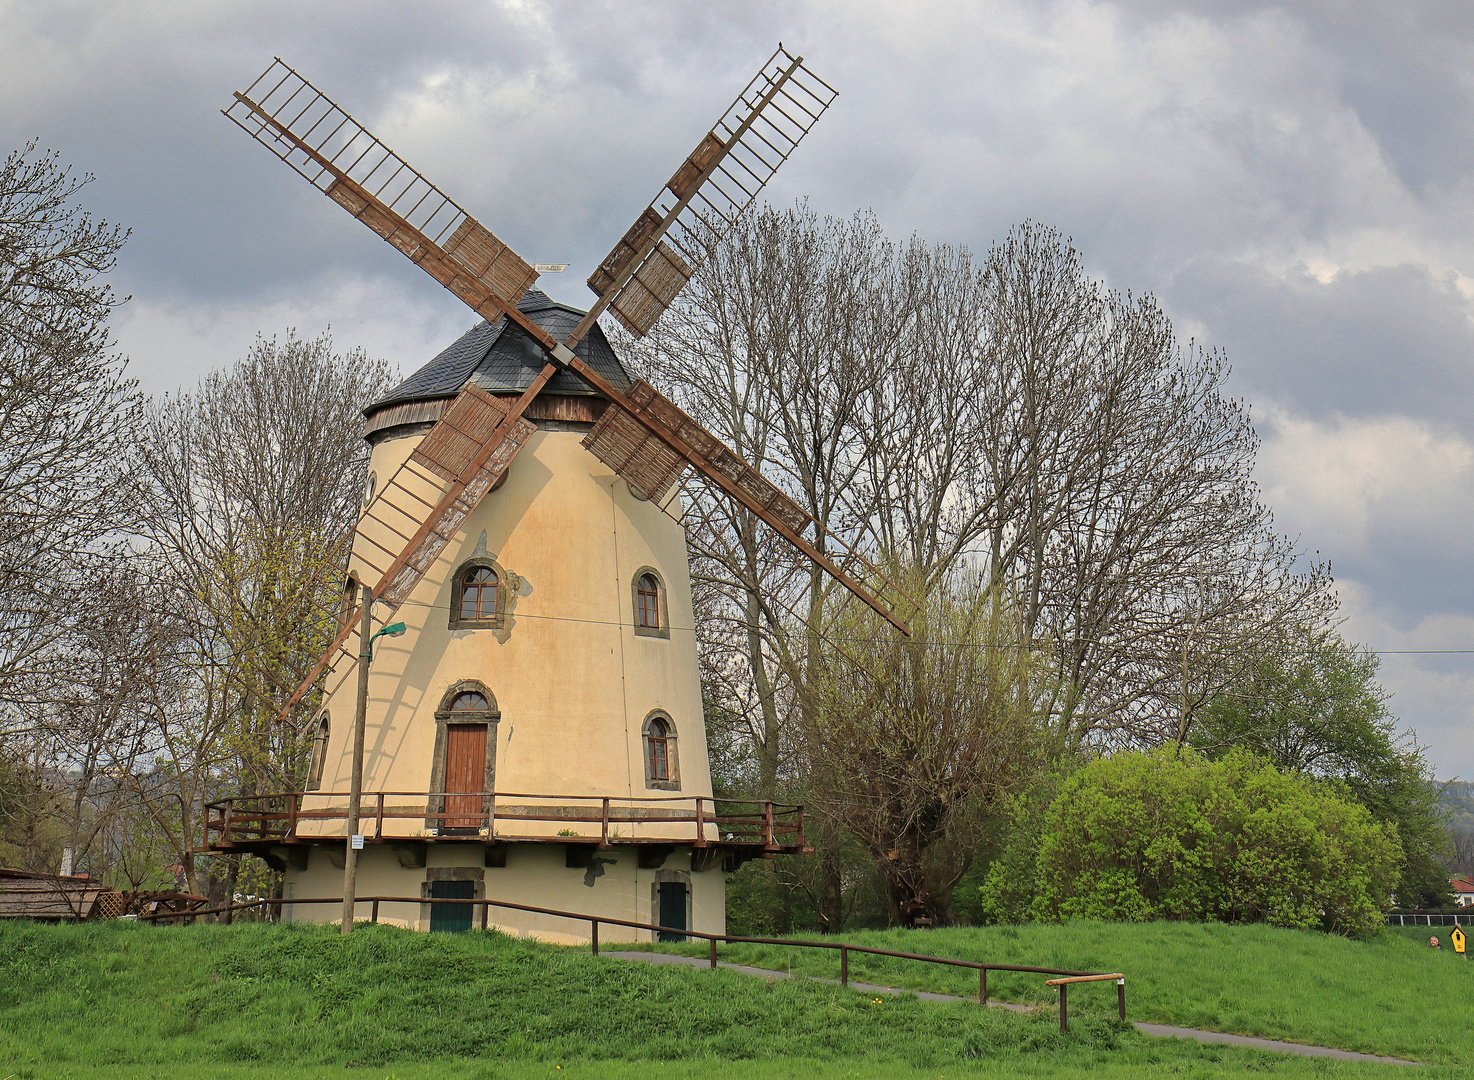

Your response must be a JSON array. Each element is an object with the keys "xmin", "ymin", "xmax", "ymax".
[
  {"xmin": 1257, "ymin": 407, "xmax": 1474, "ymax": 560},
  {"xmin": 110, "ymin": 271, "xmax": 467, "ymax": 397},
  {"xmin": 1335, "ymin": 580, "xmax": 1474, "ymax": 778}
]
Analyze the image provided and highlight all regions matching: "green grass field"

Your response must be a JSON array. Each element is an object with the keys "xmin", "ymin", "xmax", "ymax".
[
  {"xmin": 636, "ymin": 920, "xmax": 1474, "ymax": 1064},
  {"xmin": 0, "ymin": 919, "xmax": 1465, "ymax": 1079}
]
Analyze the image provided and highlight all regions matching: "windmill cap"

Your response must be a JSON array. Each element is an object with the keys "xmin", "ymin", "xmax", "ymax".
[{"xmin": 364, "ymin": 290, "xmax": 632, "ymax": 418}]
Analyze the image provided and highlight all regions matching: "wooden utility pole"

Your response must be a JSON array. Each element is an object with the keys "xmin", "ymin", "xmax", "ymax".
[{"xmin": 341, "ymin": 578, "xmax": 372, "ymax": 934}]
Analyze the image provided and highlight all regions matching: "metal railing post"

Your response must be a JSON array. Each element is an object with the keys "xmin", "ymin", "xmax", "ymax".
[
  {"xmin": 591, "ymin": 919, "xmax": 599, "ymax": 955},
  {"xmin": 840, "ymin": 945, "xmax": 848, "ymax": 987},
  {"xmin": 371, "ymin": 899, "xmax": 379, "ymax": 924},
  {"xmin": 1117, "ymin": 978, "xmax": 1126, "ymax": 1021},
  {"xmin": 601, "ymin": 797, "xmax": 610, "ymax": 847},
  {"xmin": 1059, "ymin": 984, "xmax": 1068, "ymax": 1033},
  {"xmin": 709, "ymin": 938, "xmax": 718, "ymax": 969},
  {"xmin": 480, "ymin": 900, "xmax": 488, "ymax": 931},
  {"xmin": 980, "ymin": 966, "xmax": 987, "ymax": 1005}
]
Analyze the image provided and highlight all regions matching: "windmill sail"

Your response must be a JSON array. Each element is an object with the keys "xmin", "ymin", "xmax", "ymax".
[
  {"xmin": 352, "ymin": 386, "xmax": 536, "ymax": 607},
  {"xmin": 277, "ymin": 385, "xmax": 537, "ymax": 718},
  {"xmin": 228, "ymin": 49, "xmax": 907, "ymax": 720},
  {"xmin": 585, "ymin": 46, "xmax": 838, "ymax": 337},
  {"xmin": 224, "ymin": 60, "xmax": 541, "ymax": 325},
  {"xmin": 579, "ymin": 378, "xmax": 910, "ymax": 635}
]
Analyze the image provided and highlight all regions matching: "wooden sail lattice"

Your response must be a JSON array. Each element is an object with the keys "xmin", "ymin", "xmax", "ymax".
[
  {"xmin": 588, "ymin": 45, "xmax": 838, "ymax": 336},
  {"xmin": 584, "ymin": 380, "xmax": 810, "ymax": 534},
  {"xmin": 278, "ymin": 386, "xmax": 535, "ymax": 718},
  {"xmin": 353, "ymin": 386, "xmax": 535, "ymax": 608},
  {"xmin": 224, "ymin": 60, "xmax": 540, "ymax": 316},
  {"xmin": 581, "ymin": 378, "xmax": 914, "ymax": 635}
]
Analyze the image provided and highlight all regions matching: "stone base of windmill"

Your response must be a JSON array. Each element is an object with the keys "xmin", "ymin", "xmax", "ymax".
[{"xmin": 272, "ymin": 840, "xmax": 731, "ymax": 943}]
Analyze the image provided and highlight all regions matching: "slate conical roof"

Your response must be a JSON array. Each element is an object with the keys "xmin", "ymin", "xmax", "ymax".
[{"xmin": 366, "ymin": 290, "xmax": 631, "ymax": 416}]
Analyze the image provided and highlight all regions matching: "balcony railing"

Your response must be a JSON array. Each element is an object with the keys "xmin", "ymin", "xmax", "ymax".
[{"xmin": 205, "ymin": 790, "xmax": 805, "ymax": 852}]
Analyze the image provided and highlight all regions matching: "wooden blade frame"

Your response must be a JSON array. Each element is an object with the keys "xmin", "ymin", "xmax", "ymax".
[
  {"xmin": 578, "ymin": 45, "xmax": 839, "ymax": 340},
  {"xmin": 224, "ymin": 61, "xmax": 541, "ymax": 323},
  {"xmin": 228, "ymin": 50, "xmax": 904, "ymax": 721}
]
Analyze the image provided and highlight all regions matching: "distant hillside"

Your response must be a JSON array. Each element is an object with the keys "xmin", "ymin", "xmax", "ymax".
[{"xmin": 1439, "ymin": 780, "xmax": 1474, "ymax": 829}]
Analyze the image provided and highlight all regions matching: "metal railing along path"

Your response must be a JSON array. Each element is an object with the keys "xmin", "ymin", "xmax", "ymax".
[{"xmin": 139, "ymin": 893, "xmax": 1125, "ymax": 1031}]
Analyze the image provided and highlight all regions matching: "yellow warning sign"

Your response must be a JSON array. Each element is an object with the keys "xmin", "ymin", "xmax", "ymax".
[{"xmin": 1452, "ymin": 926, "xmax": 1466, "ymax": 954}]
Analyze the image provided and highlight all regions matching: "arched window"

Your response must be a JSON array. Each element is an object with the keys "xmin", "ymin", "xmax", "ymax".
[
  {"xmin": 642, "ymin": 712, "xmax": 679, "ymax": 790},
  {"xmin": 647, "ymin": 718, "xmax": 671, "ymax": 780},
  {"xmin": 631, "ymin": 567, "xmax": 669, "ymax": 639},
  {"xmin": 450, "ymin": 689, "xmax": 490, "ymax": 712},
  {"xmin": 637, "ymin": 575, "xmax": 660, "ymax": 629},
  {"xmin": 461, "ymin": 567, "xmax": 498, "ymax": 620},
  {"xmin": 449, "ymin": 558, "xmax": 512, "ymax": 630},
  {"xmin": 306, "ymin": 712, "xmax": 330, "ymax": 791}
]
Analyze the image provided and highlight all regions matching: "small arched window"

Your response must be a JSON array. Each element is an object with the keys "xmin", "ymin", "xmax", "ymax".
[
  {"xmin": 461, "ymin": 567, "xmax": 498, "ymax": 620},
  {"xmin": 647, "ymin": 718, "xmax": 670, "ymax": 780},
  {"xmin": 450, "ymin": 558, "xmax": 511, "ymax": 630},
  {"xmin": 307, "ymin": 712, "xmax": 330, "ymax": 791},
  {"xmin": 637, "ymin": 575, "xmax": 660, "ymax": 629},
  {"xmin": 642, "ymin": 712, "xmax": 679, "ymax": 790},
  {"xmin": 450, "ymin": 689, "xmax": 490, "ymax": 712},
  {"xmin": 632, "ymin": 568, "xmax": 669, "ymax": 639}
]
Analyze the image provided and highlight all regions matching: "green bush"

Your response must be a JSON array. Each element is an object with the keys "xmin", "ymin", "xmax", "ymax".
[{"xmin": 1024, "ymin": 749, "xmax": 1399, "ymax": 936}]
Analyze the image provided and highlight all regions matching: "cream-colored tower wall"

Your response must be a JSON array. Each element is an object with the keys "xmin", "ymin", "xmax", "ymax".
[
  {"xmin": 282, "ymin": 844, "xmax": 727, "ymax": 942},
  {"xmin": 309, "ymin": 421, "xmax": 712, "ymax": 814}
]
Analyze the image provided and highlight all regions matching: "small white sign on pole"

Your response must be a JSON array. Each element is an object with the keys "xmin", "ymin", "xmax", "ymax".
[{"xmin": 351, "ymin": 834, "xmax": 365, "ymax": 850}]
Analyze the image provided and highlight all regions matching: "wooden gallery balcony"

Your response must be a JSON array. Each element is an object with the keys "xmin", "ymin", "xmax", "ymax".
[{"xmin": 204, "ymin": 791, "xmax": 808, "ymax": 868}]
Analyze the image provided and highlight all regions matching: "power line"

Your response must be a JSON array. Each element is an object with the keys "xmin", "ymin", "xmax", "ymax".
[{"xmin": 379, "ymin": 596, "xmax": 1474, "ymax": 655}]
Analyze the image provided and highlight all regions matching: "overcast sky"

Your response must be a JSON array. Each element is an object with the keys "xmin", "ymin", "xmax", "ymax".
[{"xmin": 5, "ymin": 0, "xmax": 1473, "ymax": 775}]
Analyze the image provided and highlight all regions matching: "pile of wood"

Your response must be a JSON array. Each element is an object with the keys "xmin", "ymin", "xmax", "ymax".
[
  {"xmin": 121, "ymin": 890, "xmax": 209, "ymax": 919},
  {"xmin": 0, "ymin": 867, "xmax": 122, "ymax": 921},
  {"xmin": 0, "ymin": 868, "xmax": 210, "ymax": 922}
]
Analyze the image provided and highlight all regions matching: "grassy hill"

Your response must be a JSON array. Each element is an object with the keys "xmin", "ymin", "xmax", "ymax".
[
  {"xmin": 640, "ymin": 919, "xmax": 1474, "ymax": 1064},
  {"xmin": 0, "ymin": 919, "xmax": 1466, "ymax": 1078}
]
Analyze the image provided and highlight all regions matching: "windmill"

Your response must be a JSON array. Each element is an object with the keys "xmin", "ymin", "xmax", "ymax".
[{"xmin": 207, "ymin": 47, "xmax": 909, "ymax": 940}]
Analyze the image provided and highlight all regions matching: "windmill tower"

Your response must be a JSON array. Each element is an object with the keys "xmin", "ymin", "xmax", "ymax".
[{"xmin": 206, "ymin": 48, "xmax": 910, "ymax": 941}]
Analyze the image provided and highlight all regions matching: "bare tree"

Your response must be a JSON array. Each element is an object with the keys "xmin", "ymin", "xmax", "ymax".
[
  {"xmin": 973, "ymin": 224, "xmax": 1334, "ymax": 747},
  {"xmin": 0, "ymin": 142, "xmax": 139, "ymax": 709},
  {"xmin": 1451, "ymin": 829, "xmax": 1474, "ymax": 878},
  {"xmin": 134, "ymin": 330, "xmax": 393, "ymax": 898},
  {"xmin": 620, "ymin": 208, "xmax": 1337, "ymax": 928}
]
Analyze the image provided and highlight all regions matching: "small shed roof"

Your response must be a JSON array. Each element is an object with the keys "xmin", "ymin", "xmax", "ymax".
[{"xmin": 366, "ymin": 290, "xmax": 631, "ymax": 416}]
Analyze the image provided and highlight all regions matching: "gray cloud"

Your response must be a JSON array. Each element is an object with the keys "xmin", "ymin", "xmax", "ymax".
[{"xmin": 1170, "ymin": 260, "xmax": 1474, "ymax": 430}]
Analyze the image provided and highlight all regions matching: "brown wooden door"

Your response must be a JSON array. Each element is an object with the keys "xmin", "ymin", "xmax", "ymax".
[{"xmin": 444, "ymin": 724, "xmax": 488, "ymax": 829}]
